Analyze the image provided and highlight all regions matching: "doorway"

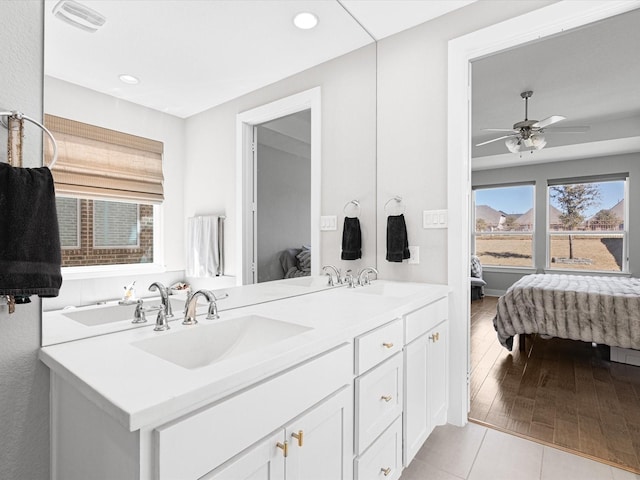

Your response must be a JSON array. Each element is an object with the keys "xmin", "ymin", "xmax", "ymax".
[
  {"xmin": 254, "ymin": 111, "xmax": 311, "ymax": 283},
  {"xmin": 446, "ymin": 0, "xmax": 639, "ymax": 427},
  {"xmin": 236, "ymin": 88, "xmax": 321, "ymax": 285}
]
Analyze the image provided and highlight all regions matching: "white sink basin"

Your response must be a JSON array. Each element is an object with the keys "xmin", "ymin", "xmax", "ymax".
[
  {"xmin": 351, "ymin": 282, "xmax": 423, "ymax": 298},
  {"xmin": 131, "ymin": 315, "xmax": 313, "ymax": 369},
  {"xmin": 63, "ymin": 298, "xmax": 185, "ymax": 327}
]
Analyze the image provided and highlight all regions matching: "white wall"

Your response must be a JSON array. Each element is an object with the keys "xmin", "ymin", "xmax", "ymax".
[
  {"xmin": 184, "ymin": 44, "xmax": 377, "ymax": 277},
  {"xmin": 42, "ymin": 77, "xmax": 186, "ymax": 310},
  {"xmin": 0, "ymin": 2, "xmax": 49, "ymax": 478},
  {"xmin": 375, "ymin": 0, "xmax": 557, "ymax": 284}
]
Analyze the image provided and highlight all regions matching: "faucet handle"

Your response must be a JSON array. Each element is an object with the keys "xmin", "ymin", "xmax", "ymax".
[
  {"xmin": 153, "ymin": 309, "xmax": 170, "ymax": 331},
  {"xmin": 132, "ymin": 299, "xmax": 147, "ymax": 324},
  {"xmin": 345, "ymin": 270, "xmax": 355, "ymax": 288}
]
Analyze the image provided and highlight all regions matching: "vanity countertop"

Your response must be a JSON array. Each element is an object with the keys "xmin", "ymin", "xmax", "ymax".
[{"xmin": 39, "ymin": 280, "xmax": 449, "ymax": 432}]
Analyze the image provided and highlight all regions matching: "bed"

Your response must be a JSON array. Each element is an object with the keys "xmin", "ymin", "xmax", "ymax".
[{"xmin": 493, "ymin": 273, "xmax": 640, "ymax": 351}]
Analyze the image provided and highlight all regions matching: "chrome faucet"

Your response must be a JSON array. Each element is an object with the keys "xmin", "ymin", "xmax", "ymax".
[
  {"xmin": 322, "ymin": 265, "xmax": 342, "ymax": 286},
  {"xmin": 344, "ymin": 270, "xmax": 355, "ymax": 288},
  {"xmin": 149, "ymin": 281, "xmax": 173, "ymax": 318},
  {"xmin": 357, "ymin": 266, "xmax": 379, "ymax": 286},
  {"xmin": 129, "ymin": 298, "xmax": 168, "ymax": 330},
  {"xmin": 183, "ymin": 289, "xmax": 228, "ymax": 325}
]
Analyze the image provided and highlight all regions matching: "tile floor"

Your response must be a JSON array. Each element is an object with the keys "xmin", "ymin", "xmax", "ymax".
[{"xmin": 400, "ymin": 422, "xmax": 640, "ymax": 480}]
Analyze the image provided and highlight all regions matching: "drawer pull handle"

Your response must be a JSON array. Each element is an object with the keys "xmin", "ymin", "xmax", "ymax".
[
  {"xmin": 382, "ymin": 342, "xmax": 394, "ymax": 349},
  {"xmin": 276, "ymin": 441, "xmax": 288, "ymax": 457},
  {"xmin": 291, "ymin": 430, "xmax": 304, "ymax": 447},
  {"xmin": 429, "ymin": 332, "xmax": 440, "ymax": 342},
  {"xmin": 381, "ymin": 467, "xmax": 392, "ymax": 476},
  {"xmin": 380, "ymin": 395, "xmax": 393, "ymax": 402}
]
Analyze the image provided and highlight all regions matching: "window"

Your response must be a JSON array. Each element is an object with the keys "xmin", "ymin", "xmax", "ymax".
[
  {"xmin": 45, "ymin": 115, "xmax": 163, "ymax": 269},
  {"xmin": 473, "ymin": 184, "xmax": 535, "ymax": 268},
  {"xmin": 548, "ymin": 177, "xmax": 627, "ymax": 272},
  {"xmin": 56, "ymin": 197, "xmax": 154, "ymax": 267}
]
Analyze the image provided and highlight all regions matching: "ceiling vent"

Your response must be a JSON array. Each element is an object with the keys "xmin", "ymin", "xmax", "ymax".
[{"xmin": 52, "ymin": 0, "xmax": 106, "ymax": 33}]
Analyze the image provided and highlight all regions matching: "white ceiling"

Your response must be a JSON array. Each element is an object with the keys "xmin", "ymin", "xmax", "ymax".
[
  {"xmin": 44, "ymin": 0, "xmax": 474, "ymax": 118},
  {"xmin": 472, "ymin": 7, "xmax": 640, "ymax": 166}
]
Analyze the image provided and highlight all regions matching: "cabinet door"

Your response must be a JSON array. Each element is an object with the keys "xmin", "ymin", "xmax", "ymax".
[
  {"xmin": 202, "ymin": 431, "xmax": 285, "ymax": 480},
  {"xmin": 285, "ymin": 386, "xmax": 353, "ymax": 480},
  {"xmin": 403, "ymin": 332, "xmax": 429, "ymax": 467},
  {"xmin": 403, "ymin": 319, "xmax": 449, "ymax": 467},
  {"xmin": 428, "ymin": 321, "xmax": 448, "ymax": 428}
]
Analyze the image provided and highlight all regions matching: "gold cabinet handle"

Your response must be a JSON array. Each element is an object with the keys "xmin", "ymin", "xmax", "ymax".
[
  {"xmin": 291, "ymin": 430, "xmax": 304, "ymax": 447},
  {"xmin": 429, "ymin": 332, "xmax": 440, "ymax": 342},
  {"xmin": 382, "ymin": 342, "xmax": 394, "ymax": 349},
  {"xmin": 276, "ymin": 441, "xmax": 288, "ymax": 457},
  {"xmin": 380, "ymin": 395, "xmax": 393, "ymax": 402},
  {"xmin": 381, "ymin": 467, "xmax": 392, "ymax": 476}
]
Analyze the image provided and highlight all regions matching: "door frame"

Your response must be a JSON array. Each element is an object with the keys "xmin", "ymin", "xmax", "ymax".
[
  {"xmin": 446, "ymin": 0, "xmax": 640, "ymax": 426},
  {"xmin": 236, "ymin": 87, "xmax": 321, "ymax": 285}
]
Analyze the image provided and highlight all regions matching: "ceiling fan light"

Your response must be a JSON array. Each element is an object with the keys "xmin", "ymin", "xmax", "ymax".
[
  {"xmin": 531, "ymin": 134, "xmax": 546, "ymax": 150},
  {"xmin": 505, "ymin": 137, "xmax": 521, "ymax": 154}
]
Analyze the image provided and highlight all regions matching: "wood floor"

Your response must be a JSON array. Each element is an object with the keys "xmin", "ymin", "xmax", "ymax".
[{"xmin": 469, "ymin": 296, "xmax": 640, "ymax": 474}]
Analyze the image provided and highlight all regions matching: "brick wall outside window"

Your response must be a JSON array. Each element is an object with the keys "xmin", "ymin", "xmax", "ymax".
[{"xmin": 59, "ymin": 199, "xmax": 154, "ymax": 267}]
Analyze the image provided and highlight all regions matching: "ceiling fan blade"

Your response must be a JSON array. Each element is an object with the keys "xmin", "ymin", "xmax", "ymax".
[
  {"xmin": 481, "ymin": 128, "xmax": 518, "ymax": 133},
  {"xmin": 541, "ymin": 126, "xmax": 590, "ymax": 133},
  {"xmin": 532, "ymin": 115, "xmax": 566, "ymax": 129},
  {"xmin": 475, "ymin": 135, "xmax": 517, "ymax": 147}
]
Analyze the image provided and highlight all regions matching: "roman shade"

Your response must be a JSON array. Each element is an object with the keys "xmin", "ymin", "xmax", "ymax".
[{"xmin": 44, "ymin": 114, "xmax": 164, "ymax": 204}]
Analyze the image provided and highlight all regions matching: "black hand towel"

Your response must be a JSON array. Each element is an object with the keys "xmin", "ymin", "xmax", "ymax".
[
  {"xmin": 0, "ymin": 163, "xmax": 62, "ymax": 297},
  {"xmin": 341, "ymin": 217, "xmax": 362, "ymax": 260},
  {"xmin": 386, "ymin": 214, "xmax": 410, "ymax": 262}
]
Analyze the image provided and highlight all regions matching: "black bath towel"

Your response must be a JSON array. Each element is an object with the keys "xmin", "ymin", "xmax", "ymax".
[
  {"xmin": 341, "ymin": 217, "xmax": 362, "ymax": 260},
  {"xmin": 386, "ymin": 214, "xmax": 410, "ymax": 262},
  {"xmin": 0, "ymin": 163, "xmax": 62, "ymax": 297}
]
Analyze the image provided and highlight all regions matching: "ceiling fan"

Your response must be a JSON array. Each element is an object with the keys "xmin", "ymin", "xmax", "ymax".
[{"xmin": 476, "ymin": 90, "xmax": 589, "ymax": 153}]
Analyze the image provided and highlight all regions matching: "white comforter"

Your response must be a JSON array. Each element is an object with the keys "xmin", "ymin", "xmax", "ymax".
[{"xmin": 493, "ymin": 274, "xmax": 640, "ymax": 351}]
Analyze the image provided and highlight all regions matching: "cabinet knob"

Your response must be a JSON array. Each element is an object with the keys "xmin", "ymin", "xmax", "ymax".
[
  {"xmin": 382, "ymin": 342, "xmax": 394, "ymax": 349},
  {"xmin": 381, "ymin": 467, "xmax": 392, "ymax": 476},
  {"xmin": 291, "ymin": 430, "xmax": 304, "ymax": 447},
  {"xmin": 276, "ymin": 441, "xmax": 288, "ymax": 457},
  {"xmin": 429, "ymin": 332, "xmax": 440, "ymax": 342},
  {"xmin": 380, "ymin": 395, "xmax": 393, "ymax": 403}
]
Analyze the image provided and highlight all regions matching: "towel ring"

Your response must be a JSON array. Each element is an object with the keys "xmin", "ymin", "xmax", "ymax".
[
  {"xmin": 384, "ymin": 196, "xmax": 405, "ymax": 215},
  {"xmin": 0, "ymin": 110, "xmax": 58, "ymax": 169},
  {"xmin": 343, "ymin": 199, "xmax": 361, "ymax": 216}
]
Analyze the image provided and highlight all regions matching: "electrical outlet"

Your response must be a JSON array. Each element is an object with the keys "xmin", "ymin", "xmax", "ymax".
[{"xmin": 408, "ymin": 246, "xmax": 419, "ymax": 264}]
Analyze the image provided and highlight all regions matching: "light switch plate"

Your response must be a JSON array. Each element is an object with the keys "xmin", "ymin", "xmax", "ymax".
[
  {"xmin": 320, "ymin": 215, "xmax": 337, "ymax": 231},
  {"xmin": 408, "ymin": 246, "xmax": 419, "ymax": 264},
  {"xmin": 423, "ymin": 209, "xmax": 448, "ymax": 229}
]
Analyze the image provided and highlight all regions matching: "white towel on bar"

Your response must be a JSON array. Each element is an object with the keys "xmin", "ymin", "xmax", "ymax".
[{"xmin": 186, "ymin": 216, "xmax": 220, "ymax": 277}]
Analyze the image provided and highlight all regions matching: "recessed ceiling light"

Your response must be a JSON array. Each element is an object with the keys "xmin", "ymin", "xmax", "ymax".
[
  {"xmin": 293, "ymin": 12, "xmax": 318, "ymax": 30},
  {"xmin": 119, "ymin": 74, "xmax": 140, "ymax": 85}
]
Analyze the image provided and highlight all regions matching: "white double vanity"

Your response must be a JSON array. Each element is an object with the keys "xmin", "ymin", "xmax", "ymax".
[{"xmin": 40, "ymin": 278, "xmax": 449, "ymax": 480}]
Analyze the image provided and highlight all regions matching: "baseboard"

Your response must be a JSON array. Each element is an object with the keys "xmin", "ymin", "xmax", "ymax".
[{"xmin": 484, "ymin": 289, "xmax": 506, "ymax": 297}]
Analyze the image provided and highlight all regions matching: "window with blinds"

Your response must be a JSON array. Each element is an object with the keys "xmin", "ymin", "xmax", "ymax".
[{"xmin": 44, "ymin": 115, "xmax": 163, "ymax": 268}]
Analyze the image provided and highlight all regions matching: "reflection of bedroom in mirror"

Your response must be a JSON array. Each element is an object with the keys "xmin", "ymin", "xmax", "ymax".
[
  {"xmin": 469, "ymin": 9, "xmax": 640, "ymax": 473},
  {"xmin": 255, "ymin": 110, "xmax": 311, "ymax": 283}
]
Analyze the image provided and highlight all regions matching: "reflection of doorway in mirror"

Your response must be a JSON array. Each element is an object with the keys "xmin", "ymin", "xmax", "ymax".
[
  {"xmin": 236, "ymin": 87, "xmax": 321, "ymax": 286},
  {"xmin": 255, "ymin": 111, "xmax": 311, "ymax": 283}
]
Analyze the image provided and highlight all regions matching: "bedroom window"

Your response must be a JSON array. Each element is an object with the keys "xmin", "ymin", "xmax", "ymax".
[
  {"xmin": 547, "ymin": 176, "xmax": 627, "ymax": 272},
  {"xmin": 473, "ymin": 184, "xmax": 535, "ymax": 268}
]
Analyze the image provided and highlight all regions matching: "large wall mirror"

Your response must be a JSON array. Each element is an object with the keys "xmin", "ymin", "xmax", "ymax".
[{"xmin": 41, "ymin": 0, "xmax": 378, "ymax": 345}]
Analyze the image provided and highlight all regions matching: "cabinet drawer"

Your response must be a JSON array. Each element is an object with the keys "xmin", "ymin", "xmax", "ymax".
[
  {"xmin": 405, "ymin": 297, "xmax": 447, "ymax": 344},
  {"xmin": 154, "ymin": 343, "xmax": 352, "ymax": 480},
  {"xmin": 355, "ymin": 318, "xmax": 403, "ymax": 375},
  {"xmin": 355, "ymin": 352, "xmax": 403, "ymax": 454},
  {"xmin": 355, "ymin": 416, "xmax": 403, "ymax": 480}
]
